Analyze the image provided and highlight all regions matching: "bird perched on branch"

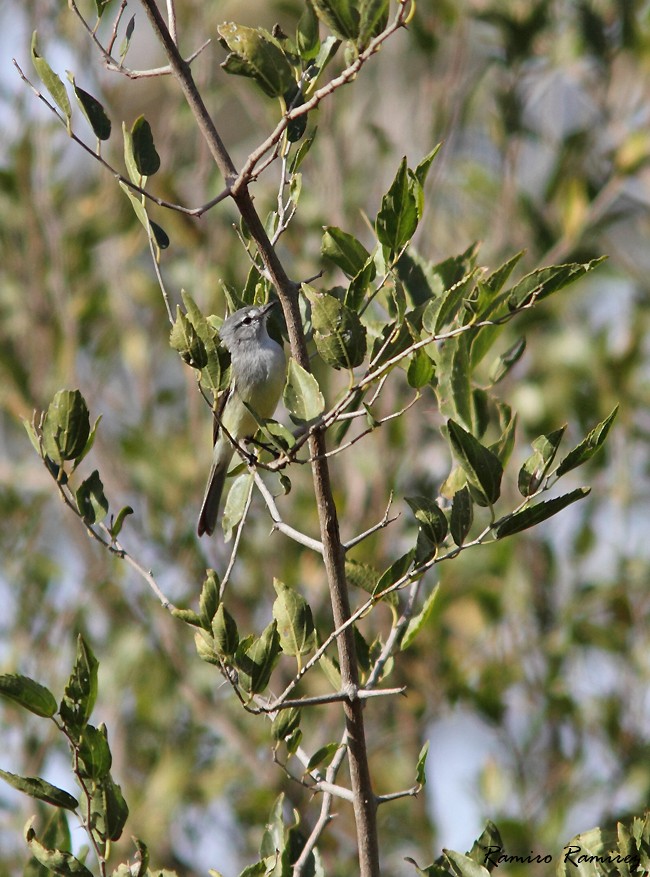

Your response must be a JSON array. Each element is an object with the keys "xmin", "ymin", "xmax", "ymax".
[{"xmin": 197, "ymin": 301, "xmax": 286, "ymax": 537}]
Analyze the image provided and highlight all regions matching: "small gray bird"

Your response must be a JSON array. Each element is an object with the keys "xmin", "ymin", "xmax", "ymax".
[{"xmin": 197, "ymin": 301, "xmax": 286, "ymax": 537}]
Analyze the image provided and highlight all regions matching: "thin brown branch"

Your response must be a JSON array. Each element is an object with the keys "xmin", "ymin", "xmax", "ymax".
[
  {"xmin": 12, "ymin": 60, "xmax": 230, "ymax": 216},
  {"xmin": 232, "ymin": 1, "xmax": 414, "ymax": 193},
  {"xmin": 69, "ymin": 0, "xmax": 210, "ymax": 78}
]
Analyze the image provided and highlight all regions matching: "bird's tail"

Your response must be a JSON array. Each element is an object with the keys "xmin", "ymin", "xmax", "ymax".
[{"xmin": 197, "ymin": 442, "xmax": 231, "ymax": 537}]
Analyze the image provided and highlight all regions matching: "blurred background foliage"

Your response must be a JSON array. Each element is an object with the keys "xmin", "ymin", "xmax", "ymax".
[{"xmin": 0, "ymin": 0, "xmax": 649, "ymax": 875}]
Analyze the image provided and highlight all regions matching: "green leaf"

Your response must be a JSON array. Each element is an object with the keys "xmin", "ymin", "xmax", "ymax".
[
  {"xmin": 94, "ymin": 0, "xmax": 111, "ymax": 18},
  {"xmin": 77, "ymin": 725, "xmax": 112, "ymax": 781},
  {"xmin": 0, "ymin": 674, "xmax": 57, "ymax": 717},
  {"xmin": 283, "ymin": 358, "xmax": 325, "ymax": 423},
  {"xmin": 25, "ymin": 824, "xmax": 94, "ymax": 877},
  {"xmin": 489, "ymin": 403, "xmax": 516, "ymax": 465},
  {"xmin": 71, "ymin": 414, "xmax": 102, "ymax": 472},
  {"xmin": 447, "ymin": 419, "xmax": 503, "ymax": 506},
  {"xmin": 199, "ymin": 568, "xmax": 221, "ymax": 630},
  {"xmin": 402, "ymin": 586, "xmax": 439, "ymax": 651},
  {"xmin": 318, "ymin": 650, "xmax": 342, "ymax": 691},
  {"xmin": 272, "ymin": 580, "xmax": 316, "ymax": 658},
  {"xmin": 405, "ymin": 496, "xmax": 448, "ymax": 547},
  {"xmin": 358, "ymin": 0, "xmax": 389, "ymax": 47},
  {"xmin": 122, "ymin": 122, "xmax": 141, "ymax": 185},
  {"xmin": 290, "ymin": 128, "xmax": 318, "ymax": 173},
  {"xmin": 170, "ymin": 305, "xmax": 208, "ymax": 369},
  {"xmin": 42, "ymin": 389, "xmax": 90, "ymax": 463},
  {"xmin": 505, "ymin": 258, "xmax": 606, "ymax": 310},
  {"xmin": 171, "ymin": 607, "xmax": 203, "ymax": 627},
  {"xmin": 218, "ymin": 23, "xmax": 295, "ymax": 98},
  {"xmin": 149, "ymin": 220, "xmax": 170, "ymax": 249},
  {"xmin": 0, "ymin": 770, "xmax": 78, "ymax": 810},
  {"xmin": 346, "ymin": 257, "xmax": 377, "ymax": 310},
  {"xmin": 556, "ymin": 407, "xmax": 618, "ymax": 477},
  {"xmin": 131, "ymin": 115, "xmax": 160, "ymax": 176},
  {"xmin": 98, "ymin": 775, "xmax": 129, "ymax": 841},
  {"xmin": 467, "ymin": 822, "xmax": 503, "ymax": 872},
  {"xmin": 108, "ymin": 505, "xmax": 134, "ymax": 539},
  {"xmin": 212, "ymin": 603, "xmax": 239, "ymax": 657},
  {"xmin": 415, "ymin": 740, "xmax": 429, "ymax": 786},
  {"xmin": 271, "ymin": 708, "xmax": 302, "ymax": 746},
  {"xmin": 75, "ymin": 470, "xmax": 108, "ymax": 525},
  {"xmin": 194, "ymin": 630, "xmax": 220, "ymax": 666},
  {"xmin": 119, "ymin": 181, "xmax": 151, "ymax": 237},
  {"xmin": 488, "ymin": 336, "xmax": 526, "ymax": 385},
  {"xmin": 435, "ymin": 335, "xmax": 473, "ymax": 430},
  {"xmin": 67, "ymin": 74, "xmax": 111, "ymax": 140},
  {"xmin": 296, "ymin": 2, "xmax": 320, "ymax": 60},
  {"xmin": 222, "ymin": 473, "xmax": 253, "ymax": 541},
  {"xmin": 59, "ymin": 635, "xmax": 98, "ymax": 738},
  {"xmin": 303, "ymin": 286, "xmax": 367, "ymax": 369},
  {"xmin": 285, "ymin": 85, "xmax": 307, "ymax": 142},
  {"xmin": 236, "ymin": 621, "xmax": 282, "ymax": 695},
  {"xmin": 556, "ymin": 826, "xmax": 618, "ymax": 877},
  {"xmin": 443, "ymin": 849, "xmax": 491, "ymax": 877},
  {"xmin": 31, "ymin": 32, "xmax": 71, "ymax": 123},
  {"xmin": 181, "ymin": 290, "xmax": 222, "ymax": 391},
  {"xmin": 450, "ymin": 486, "xmax": 473, "ymax": 546},
  {"xmin": 375, "ymin": 550, "xmax": 416, "ymax": 596},
  {"xmin": 376, "ymin": 157, "xmax": 419, "ymax": 252},
  {"xmin": 407, "ymin": 348, "xmax": 435, "ymax": 389},
  {"xmin": 426, "ymin": 268, "xmax": 481, "ymax": 334},
  {"xmin": 310, "ymin": 0, "xmax": 360, "ymax": 40},
  {"xmin": 495, "ymin": 488, "xmax": 590, "ymax": 539},
  {"xmin": 518, "ymin": 427, "xmax": 566, "ymax": 496},
  {"xmin": 414, "ymin": 144, "xmax": 442, "ymax": 189},
  {"xmin": 321, "ymin": 226, "xmax": 372, "ymax": 279},
  {"xmin": 306, "ymin": 36, "xmax": 341, "ymax": 94},
  {"xmin": 119, "ymin": 14, "xmax": 136, "ymax": 62},
  {"xmin": 306, "ymin": 742, "xmax": 342, "ymax": 772}
]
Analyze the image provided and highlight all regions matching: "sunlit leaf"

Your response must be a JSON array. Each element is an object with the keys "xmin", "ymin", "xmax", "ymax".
[
  {"xmin": 31, "ymin": 32, "xmax": 71, "ymax": 122},
  {"xmin": 402, "ymin": 586, "xmax": 439, "ymax": 650},
  {"xmin": 25, "ymin": 823, "xmax": 93, "ymax": 877},
  {"xmin": 310, "ymin": 0, "xmax": 360, "ymax": 40},
  {"xmin": 303, "ymin": 286, "xmax": 367, "ymax": 369},
  {"xmin": 321, "ymin": 226, "xmax": 372, "ymax": 279},
  {"xmin": 42, "ymin": 389, "xmax": 90, "ymax": 463},
  {"xmin": 518, "ymin": 427, "xmax": 566, "ymax": 496},
  {"xmin": 447, "ymin": 419, "xmax": 503, "ymax": 505},
  {"xmin": 283, "ymin": 358, "xmax": 325, "ymax": 423},
  {"xmin": 556, "ymin": 407, "xmax": 618, "ymax": 477},
  {"xmin": 0, "ymin": 674, "xmax": 57, "ymax": 718},
  {"xmin": 236, "ymin": 621, "xmax": 282, "ymax": 695},
  {"xmin": 272, "ymin": 580, "xmax": 316, "ymax": 657},
  {"xmin": 358, "ymin": 0, "xmax": 389, "ymax": 47},
  {"xmin": 218, "ymin": 23, "xmax": 295, "ymax": 98},
  {"xmin": 376, "ymin": 157, "xmax": 419, "ymax": 252},
  {"xmin": 212, "ymin": 603, "xmax": 239, "ymax": 657},
  {"xmin": 495, "ymin": 488, "xmax": 590, "ymax": 538},
  {"xmin": 0, "ymin": 770, "xmax": 78, "ymax": 810},
  {"xmin": 415, "ymin": 740, "xmax": 429, "ymax": 786}
]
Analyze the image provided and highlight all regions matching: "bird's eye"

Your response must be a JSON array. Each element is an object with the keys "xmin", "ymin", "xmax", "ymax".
[{"xmin": 241, "ymin": 315, "xmax": 253, "ymax": 325}]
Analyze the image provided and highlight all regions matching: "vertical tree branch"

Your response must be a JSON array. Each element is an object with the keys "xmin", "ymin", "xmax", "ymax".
[{"xmin": 137, "ymin": 2, "xmax": 379, "ymax": 873}]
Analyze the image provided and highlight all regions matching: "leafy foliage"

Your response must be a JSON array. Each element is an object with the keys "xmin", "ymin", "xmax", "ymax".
[{"xmin": 1, "ymin": 0, "xmax": 647, "ymax": 875}]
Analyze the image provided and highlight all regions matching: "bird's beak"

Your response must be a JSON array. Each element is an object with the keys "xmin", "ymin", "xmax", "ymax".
[{"xmin": 259, "ymin": 300, "xmax": 278, "ymax": 317}]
